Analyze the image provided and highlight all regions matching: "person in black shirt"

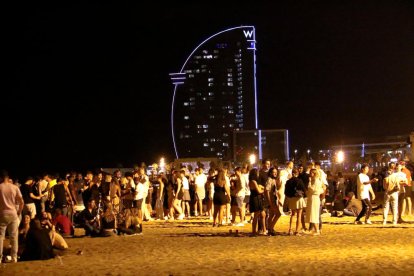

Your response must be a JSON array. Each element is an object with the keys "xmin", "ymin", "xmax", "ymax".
[
  {"xmin": 20, "ymin": 177, "xmax": 41, "ymax": 219},
  {"xmin": 50, "ymin": 178, "xmax": 73, "ymax": 217},
  {"xmin": 79, "ymin": 199, "xmax": 100, "ymax": 236}
]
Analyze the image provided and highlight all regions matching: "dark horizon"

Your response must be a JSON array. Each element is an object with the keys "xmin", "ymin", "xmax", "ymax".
[{"xmin": 4, "ymin": 2, "xmax": 414, "ymax": 178}]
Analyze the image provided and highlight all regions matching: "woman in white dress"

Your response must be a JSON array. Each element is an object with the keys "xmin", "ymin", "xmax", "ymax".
[{"xmin": 305, "ymin": 169, "xmax": 324, "ymax": 235}]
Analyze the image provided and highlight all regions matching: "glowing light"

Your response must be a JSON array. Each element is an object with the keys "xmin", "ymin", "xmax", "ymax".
[
  {"xmin": 249, "ymin": 154, "xmax": 256, "ymax": 165},
  {"xmin": 336, "ymin": 151, "xmax": 345, "ymax": 163},
  {"xmin": 160, "ymin": 157, "xmax": 165, "ymax": 170}
]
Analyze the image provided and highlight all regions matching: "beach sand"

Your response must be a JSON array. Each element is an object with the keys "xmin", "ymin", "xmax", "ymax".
[{"xmin": 2, "ymin": 211, "xmax": 414, "ymax": 275}]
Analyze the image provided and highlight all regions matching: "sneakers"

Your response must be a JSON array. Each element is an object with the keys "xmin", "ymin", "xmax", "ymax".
[
  {"xmin": 382, "ymin": 221, "xmax": 387, "ymax": 225},
  {"xmin": 365, "ymin": 219, "xmax": 373, "ymax": 225},
  {"xmin": 177, "ymin": 214, "xmax": 185, "ymax": 220},
  {"xmin": 235, "ymin": 222, "xmax": 245, "ymax": 227}
]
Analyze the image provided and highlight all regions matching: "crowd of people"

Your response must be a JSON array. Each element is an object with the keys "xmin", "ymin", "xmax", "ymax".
[{"xmin": 0, "ymin": 158, "xmax": 412, "ymax": 263}]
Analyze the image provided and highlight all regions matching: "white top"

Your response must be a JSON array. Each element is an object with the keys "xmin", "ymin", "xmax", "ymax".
[
  {"xmin": 243, "ymin": 173, "xmax": 250, "ymax": 196},
  {"xmin": 357, "ymin": 173, "xmax": 371, "ymax": 199},
  {"xmin": 182, "ymin": 176, "xmax": 189, "ymax": 190},
  {"xmin": 237, "ymin": 175, "xmax": 247, "ymax": 197},
  {"xmin": 195, "ymin": 174, "xmax": 207, "ymax": 188},
  {"xmin": 135, "ymin": 182, "xmax": 147, "ymax": 200}
]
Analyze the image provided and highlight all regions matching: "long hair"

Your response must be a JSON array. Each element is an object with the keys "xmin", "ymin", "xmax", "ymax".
[
  {"xmin": 216, "ymin": 169, "xmax": 227, "ymax": 187},
  {"xmin": 248, "ymin": 168, "xmax": 259, "ymax": 182}
]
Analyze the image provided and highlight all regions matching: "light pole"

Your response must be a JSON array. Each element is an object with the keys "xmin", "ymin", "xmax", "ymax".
[
  {"xmin": 307, "ymin": 149, "xmax": 311, "ymax": 161},
  {"xmin": 294, "ymin": 149, "xmax": 298, "ymax": 162}
]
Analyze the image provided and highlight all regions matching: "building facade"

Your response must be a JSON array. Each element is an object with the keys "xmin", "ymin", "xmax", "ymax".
[{"xmin": 170, "ymin": 26, "xmax": 257, "ymax": 159}]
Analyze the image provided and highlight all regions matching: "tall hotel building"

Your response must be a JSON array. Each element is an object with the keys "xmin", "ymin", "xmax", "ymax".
[{"xmin": 170, "ymin": 26, "xmax": 258, "ymax": 159}]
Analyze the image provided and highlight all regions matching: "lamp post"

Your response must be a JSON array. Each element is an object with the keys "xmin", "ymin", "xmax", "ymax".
[
  {"xmin": 294, "ymin": 149, "xmax": 298, "ymax": 162},
  {"xmin": 307, "ymin": 149, "xmax": 311, "ymax": 161}
]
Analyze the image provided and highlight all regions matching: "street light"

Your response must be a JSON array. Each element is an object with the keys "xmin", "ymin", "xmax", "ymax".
[
  {"xmin": 336, "ymin": 151, "xmax": 345, "ymax": 163},
  {"xmin": 249, "ymin": 154, "xmax": 256, "ymax": 166},
  {"xmin": 307, "ymin": 149, "xmax": 311, "ymax": 160},
  {"xmin": 294, "ymin": 149, "xmax": 298, "ymax": 161},
  {"xmin": 159, "ymin": 157, "xmax": 165, "ymax": 172}
]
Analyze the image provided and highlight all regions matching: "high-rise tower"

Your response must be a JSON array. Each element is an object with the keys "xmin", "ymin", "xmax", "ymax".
[{"xmin": 170, "ymin": 26, "xmax": 257, "ymax": 159}]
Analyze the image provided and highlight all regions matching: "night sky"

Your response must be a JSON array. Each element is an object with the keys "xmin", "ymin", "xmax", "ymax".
[{"xmin": 4, "ymin": 2, "xmax": 414, "ymax": 177}]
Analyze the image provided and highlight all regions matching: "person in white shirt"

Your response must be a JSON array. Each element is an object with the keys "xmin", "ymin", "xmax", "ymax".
[
  {"xmin": 355, "ymin": 164, "xmax": 378, "ymax": 225},
  {"xmin": 383, "ymin": 163, "xmax": 406, "ymax": 225},
  {"xmin": 194, "ymin": 168, "xmax": 207, "ymax": 217}
]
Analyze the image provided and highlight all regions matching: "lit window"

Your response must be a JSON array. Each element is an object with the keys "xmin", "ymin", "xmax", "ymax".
[
  {"xmin": 203, "ymin": 125, "xmax": 209, "ymax": 129},
  {"xmin": 184, "ymin": 116, "xmax": 189, "ymax": 120},
  {"xmin": 183, "ymin": 102, "xmax": 189, "ymax": 106},
  {"xmin": 208, "ymin": 78, "xmax": 214, "ymax": 82},
  {"xmin": 208, "ymin": 92, "xmax": 214, "ymax": 96},
  {"xmin": 223, "ymin": 143, "xmax": 229, "ymax": 147},
  {"xmin": 208, "ymin": 83, "xmax": 214, "ymax": 87},
  {"xmin": 227, "ymin": 82, "xmax": 233, "ymax": 86},
  {"xmin": 203, "ymin": 143, "xmax": 209, "ymax": 147}
]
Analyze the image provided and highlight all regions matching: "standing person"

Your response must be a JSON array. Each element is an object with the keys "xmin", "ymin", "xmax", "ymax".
[
  {"xmin": 398, "ymin": 161, "xmax": 412, "ymax": 221},
  {"xmin": 205, "ymin": 168, "xmax": 216, "ymax": 220},
  {"xmin": 265, "ymin": 167, "xmax": 282, "ymax": 235},
  {"xmin": 230, "ymin": 167, "xmax": 246, "ymax": 226},
  {"xmin": 249, "ymin": 168, "xmax": 266, "ymax": 235},
  {"xmin": 258, "ymin": 159, "xmax": 271, "ymax": 230},
  {"xmin": 305, "ymin": 169, "xmax": 324, "ymax": 235},
  {"xmin": 0, "ymin": 171, "xmax": 24, "ymax": 263},
  {"xmin": 355, "ymin": 164, "xmax": 378, "ymax": 225},
  {"xmin": 285, "ymin": 168, "xmax": 306, "ymax": 236},
  {"xmin": 20, "ymin": 177, "xmax": 41, "ymax": 219},
  {"xmin": 212, "ymin": 169, "xmax": 231, "ymax": 227},
  {"xmin": 382, "ymin": 163, "xmax": 404, "ymax": 225},
  {"xmin": 194, "ymin": 168, "xmax": 207, "ymax": 217}
]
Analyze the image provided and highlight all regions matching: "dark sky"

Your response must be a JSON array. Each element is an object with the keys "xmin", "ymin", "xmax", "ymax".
[{"xmin": 4, "ymin": 1, "xmax": 414, "ymax": 176}]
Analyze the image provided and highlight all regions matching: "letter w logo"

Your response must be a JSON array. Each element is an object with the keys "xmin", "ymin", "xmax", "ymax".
[{"xmin": 243, "ymin": 30, "xmax": 253, "ymax": 38}]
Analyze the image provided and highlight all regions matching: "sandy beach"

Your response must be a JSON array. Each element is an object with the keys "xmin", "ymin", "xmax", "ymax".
[{"xmin": 2, "ymin": 209, "xmax": 414, "ymax": 276}]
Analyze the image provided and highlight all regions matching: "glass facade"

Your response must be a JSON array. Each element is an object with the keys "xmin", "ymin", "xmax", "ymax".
[{"xmin": 170, "ymin": 26, "xmax": 257, "ymax": 159}]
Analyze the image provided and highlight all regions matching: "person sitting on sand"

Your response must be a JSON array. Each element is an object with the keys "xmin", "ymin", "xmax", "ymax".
[
  {"xmin": 342, "ymin": 192, "xmax": 362, "ymax": 217},
  {"xmin": 100, "ymin": 203, "xmax": 118, "ymax": 236},
  {"xmin": 20, "ymin": 219, "xmax": 55, "ymax": 261},
  {"xmin": 53, "ymin": 208, "xmax": 74, "ymax": 237},
  {"xmin": 79, "ymin": 199, "xmax": 100, "ymax": 236}
]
